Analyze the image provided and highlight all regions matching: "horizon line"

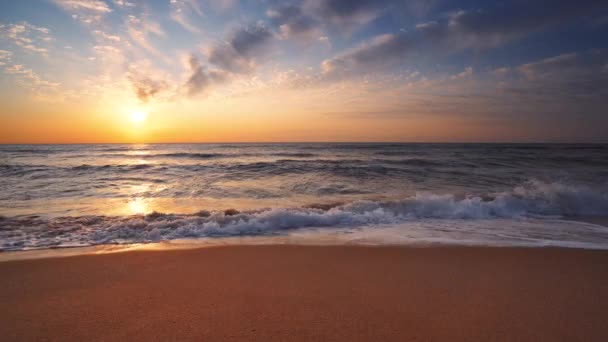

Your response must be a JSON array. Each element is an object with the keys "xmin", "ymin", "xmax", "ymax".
[{"xmin": 1, "ymin": 141, "xmax": 607, "ymax": 145}]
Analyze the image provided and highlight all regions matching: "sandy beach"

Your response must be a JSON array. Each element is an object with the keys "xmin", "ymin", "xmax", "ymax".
[{"xmin": 1, "ymin": 245, "xmax": 607, "ymax": 341}]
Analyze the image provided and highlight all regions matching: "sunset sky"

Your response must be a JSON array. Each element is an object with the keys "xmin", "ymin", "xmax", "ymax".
[{"xmin": 1, "ymin": 0, "xmax": 607, "ymax": 143}]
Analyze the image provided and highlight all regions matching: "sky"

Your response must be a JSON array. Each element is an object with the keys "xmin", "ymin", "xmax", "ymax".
[{"xmin": 0, "ymin": 0, "xmax": 607, "ymax": 143}]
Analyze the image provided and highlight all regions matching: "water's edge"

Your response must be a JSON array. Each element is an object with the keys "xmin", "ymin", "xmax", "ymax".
[{"xmin": 2, "ymin": 217, "xmax": 607, "ymax": 262}]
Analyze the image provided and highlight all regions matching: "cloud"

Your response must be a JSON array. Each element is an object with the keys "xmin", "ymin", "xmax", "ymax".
[
  {"xmin": 321, "ymin": 33, "xmax": 412, "ymax": 78},
  {"xmin": 505, "ymin": 50, "xmax": 608, "ymax": 98},
  {"xmin": 304, "ymin": 0, "xmax": 394, "ymax": 31},
  {"xmin": 321, "ymin": 0, "xmax": 608, "ymax": 78},
  {"xmin": 446, "ymin": 0, "xmax": 606, "ymax": 45},
  {"xmin": 230, "ymin": 23, "xmax": 273, "ymax": 56},
  {"xmin": 127, "ymin": 66, "xmax": 169, "ymax": 102},
  {"xmin": 0, "ymin": 35, "xmax": 62, "ymax": 100},
  {"xmin": 208, "ymin": 0, "xmax": 237, "ymax": 12},
  {"xmin": 93, "ymin": 30, "xmax": 121, "ymax": 42},
  {"xmin": 517, "ymin": 53, "xmax": 581, "ymax": 79},
  {"xmin": 54, "ymin": 0, "xmax": 112, "ymax": 24},
  {"xmin": 55, "ymin": 0, "xmax": 111, "ymax": 12},
  {"xmin": 207, "ymin": 23, "xmax": 273, "ymax": 74},
  {"xmin": 265, "ymin": 0, "xmax": 433, "ymax": 45},
  {"xmin": 183, "ymin": 20, "xmax": 279, "ymax": 97},
  {"xmin": 92, "ymin": 44, "xmax": 123, "ymax": 63},
  {"xmin": 404, "ymin": 50, "xmax": 608, "ymax": 106},
  {"xmin": 184, "ymin": 55, "xmax": 210, "ymax": 96},
  {"xmin": 0, "ymin": 23, "xmax": 53, "ymax": 56},
  {"xmin": 3, "ymin": 63, "xmax": 61, "ymax": 90},
  {"xmin": 420, "ymin": 0, "xmax": 608, "ymax": 50},
  {"xmin": 0, "ymin": 49, "xmax": 13, "ymax": 65},
  {"xmin": 450, "ymin": 66, "xmax": 473, "ymax": 80},
  {"xmin": 126, "ymin": 14, "xmax": 166, "ymax": 56},
  {"xmin": 266, "ymin": 0, "xmax": 400, "ymax": 41},
  {"xmin": 184, "ymin": 54, "xmax": 228, "ymax": 97},
  {"xmin": 267, "ymin": 4, "xmax": 319, "ymax": 40},
  {"xmin": 170, "ymin": 0, "xmax": 204, "ymax": 33},
  {"xmin": 183, "ymin": 21, "xmax": 277, "ymax": 98},
  {"xmin": 113, "ymin": 0, "xmax": 135, "ymax": 7}
]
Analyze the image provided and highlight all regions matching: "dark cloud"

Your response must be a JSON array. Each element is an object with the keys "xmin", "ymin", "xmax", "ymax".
[
  {"xmin": 266, "ymin": 0, "xmax": 400, "ymax": 39},
  {"xmin": 185, "ymin": 54, "xmax": 210, "ymax": 96},
  {"xmin": 207, "ymin": 23, "xmax": 273, "ymax": 74},
  {"xmin": 322, "ymin": 0, "xmax": 608, "ymax": 77},
  {"xmin": 308, "ymin": 0, "xmax": 393, "ymax": 29},
  {"xmin": 517, "ymin": 53, "xmax": 582, "ymax": 79},
  {"xmin": 184, "ymin": 54, "xmax": 228, "ymax": 97},
  {"xmin": 432, "ymin": 0, "xmax": 607, "ymax": 49},
  {"xmin": 127, "ymin": 70, "xmax": 168, "ymax": 102},
  {"xmin": 267, "ymin": 4, "xmax": 318, "ymax": 39},
  {"xmin": 181, "ymin": 23, "xmax": 273, "ymax": 97},
  {"xmin": 312, "ymin": 0, "xmax": 388, "ymax": 17},
  {"xmin": 231, "ymin": 23, "xmax": 273, "ymax": 55},
  {"xmin": 321, "ymin": 33, "xmax": 413, "ymax": 78},
  {"xmin": 507, "ymin": 50, "xmax": 608, "ymax": 98},
  {"xmin": 453, "ymin": 0, "xmax": 604, "ymax": 36}
]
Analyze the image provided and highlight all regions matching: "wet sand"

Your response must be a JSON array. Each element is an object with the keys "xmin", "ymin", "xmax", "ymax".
[{"xmin": 1, "ymin": 245, "xmax": 608, "ymax": 341}]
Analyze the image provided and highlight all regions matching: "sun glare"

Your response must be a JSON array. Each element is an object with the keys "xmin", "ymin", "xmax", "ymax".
[{"xmin": 130, "ymin": 110, "xmax": 148, "ymax": 123}]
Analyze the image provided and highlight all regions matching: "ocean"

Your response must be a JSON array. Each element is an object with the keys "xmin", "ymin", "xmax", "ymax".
[{"xmin": 1, "ymin": 143, "xmax": 608, "ymax": 251}]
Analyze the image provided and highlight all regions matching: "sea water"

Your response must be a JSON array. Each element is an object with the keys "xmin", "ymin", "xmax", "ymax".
[{"xmin": 1, "ymin": 143, "xmax": 607, "ymax": 251}]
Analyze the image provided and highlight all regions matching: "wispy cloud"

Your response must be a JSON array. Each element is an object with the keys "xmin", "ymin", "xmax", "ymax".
[
  {"xmin": 0, "ymin": 23, "xmax": 53, "ymax": 56},
  {"xmin": 53, "ymin": 0, "xmax": 112, "ymax": 24},
  {"xmin": 0, "ymin": 49, "xmax": 12, "ymax": 65},
  {"xmin": 126, "ymin": 14, "xmax": 167, "ymax": 58},
  {"xmin": 170, "ymin": 0, "xmax": 204, "ymax": 33},
  {"xmin": 113, "ymin": 0, "xmax": 135, "ymax": 7},
  {"xmin": 55, "ymin": 0, "xmax": 111, "ymax": 12},
  {"xmin": 506, "ymin": 50, "xmax": 608, "ymax": 98},
  {"xmin": 265, "ymin": 0, "xmax": 398, "ymax": 41},
  {"xmin": 93, "ymin": 30, "xmax": 121, "ymax": 42},
  {"xmin": 3, "ymin": 62, "xmax": 62, "ymax": 101},
  {"xmin": 306, "ymin": 0, "xmax": 392, "ymax": 30}
]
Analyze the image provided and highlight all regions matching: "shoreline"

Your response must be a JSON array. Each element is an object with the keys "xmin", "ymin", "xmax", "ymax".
[
  {"xmin": 3, "ymin": 235, "xmax": 608, "ymax": 263},
  {"xmin": 2, "ymin": 215, "xmax": 607, "ymax": 259},
  {"xmin": 2, "ymin": 245, "xmax": 608, "ymax": 341}
]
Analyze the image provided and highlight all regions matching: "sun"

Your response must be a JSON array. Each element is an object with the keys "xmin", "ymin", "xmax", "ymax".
[{"xmin": 129, "ymin": 110, "xmax": 148, "ymax": 123}]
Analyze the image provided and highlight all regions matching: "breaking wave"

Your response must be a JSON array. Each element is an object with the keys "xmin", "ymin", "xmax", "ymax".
[{"xmin": 1, "ymin": 180, "xmax": 607, "ymax": 251}]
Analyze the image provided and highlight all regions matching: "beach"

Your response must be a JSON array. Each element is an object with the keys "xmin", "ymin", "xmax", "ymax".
[
  {"xmin": 1, "ymin": 245, "xmax": 608, "ymax": 341},
  {"xmin": 2, "ymin": 0, "xmax": 608, "ymax": 338}
]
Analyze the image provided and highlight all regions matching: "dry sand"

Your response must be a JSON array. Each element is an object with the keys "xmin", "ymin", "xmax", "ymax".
[{"xmin": 1, "ymin": 245, "xmax": 608, "ymax": 341}]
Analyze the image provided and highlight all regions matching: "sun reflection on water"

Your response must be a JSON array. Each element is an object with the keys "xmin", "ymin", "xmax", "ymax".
[{"xmin": 128, "ymin": 197, "xmax": 149, "ymax": 215}]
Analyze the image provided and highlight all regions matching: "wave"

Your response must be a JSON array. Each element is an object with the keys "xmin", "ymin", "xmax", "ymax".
[
  {"xmin": 0, "ymin": 148, "xmax": 63, "ymax": 154},
  {"xmin": 97, "ymin": 177, "xmax": 167, "ymax": 184},
  {"xmin": 371, "ymin": 158, "xmax": 444, "ymax": 167},
  {"xmin": 374, "ymin": 151, "xmax": 428, "ymax": 156},
  {"xmin": 151, "ymin": 152, "xmax": 225, "ymax": 159},
  {"xmin": 95, "ymin": 152, "xmax": 319, "ymax": 159},
  {"xmin": 221, "ymin": 159, "xmax": 410, "ymax": 177},
  {"xmin": 269, "ymin": 152, "xmax": 317, "ymax": 157},
  {"xmin": 70, "ymin": 164, "xmax": 154, "ymax": 171},
  {"xmin": 96, "ymin": 147, "xmax": 151, "ymax": 152},
  {"xmin": 0, "ymin": 164, "xmax": 53, "ymax": 177},
  {"xmin": 1, "ymin": 180, "xmax": 607, "ymax": 251}
]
